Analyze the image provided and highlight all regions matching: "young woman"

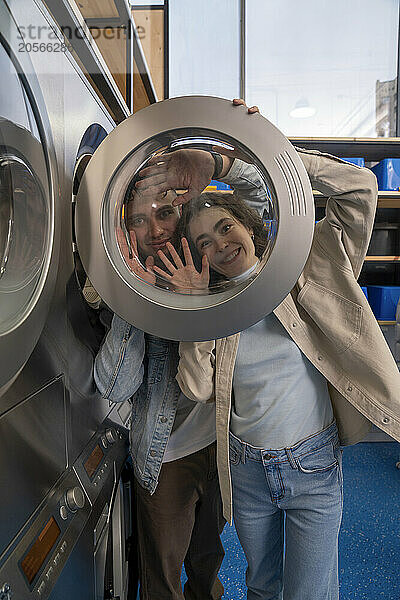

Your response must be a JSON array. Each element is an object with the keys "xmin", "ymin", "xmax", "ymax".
[
  {"xmin": 172, "ymin": 105, "xmax": 400, "ymax": 600},
  {"xmin": 134, "ymin": 100, "xmax": 400, "ymax": 600}
]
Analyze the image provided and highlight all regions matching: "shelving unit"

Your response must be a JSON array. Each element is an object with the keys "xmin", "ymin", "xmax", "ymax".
[
  {"xmin": 364, "ymin": 256, "xmax": 400, "ymax": 262},
  {"xmin": 294, "ymin": 138, "xmax": 400, "ymax": 443},
  {"xmin": 289, "ymin": 136, "xmax": 400, "ymax": 161}
]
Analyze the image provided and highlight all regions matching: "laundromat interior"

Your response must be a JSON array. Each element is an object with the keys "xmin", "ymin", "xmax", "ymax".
[{"xmin": 0, "ymin": 1, "xmax": 399, "ymax": 599}]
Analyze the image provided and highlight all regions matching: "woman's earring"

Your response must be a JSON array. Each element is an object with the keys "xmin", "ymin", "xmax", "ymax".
[{"xmin": 251, "ymin": 234, "xmax": 254, "ymax": 240}]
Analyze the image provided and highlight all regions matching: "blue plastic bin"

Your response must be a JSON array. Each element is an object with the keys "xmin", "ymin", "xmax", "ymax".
[
  {"xmin": 371, "ymin": 158, "xmax": 400, "ymax": 191},
  {"xmin": 366, "ymin": 285, "xmax": 400, "ymax": 320},
  {"xmin": 341, "ymin": 157, "xmax": 365, "ymax": 167},
  {"xmin": 360, "ymin": 286, "xmax": 368, "ymax": 301},
  {"xmin": 206, "ymin": 180, "xmax": 232, "ymax": 191}
]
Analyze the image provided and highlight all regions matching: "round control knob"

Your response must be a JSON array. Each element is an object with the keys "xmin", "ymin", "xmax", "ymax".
[
  {"xmin": 105, "ymin": 428, "xmax": 116, "ymax": 444},
  {"xmin": 65, "ymin": 487, "xmax": 85, "ymax": 511}
]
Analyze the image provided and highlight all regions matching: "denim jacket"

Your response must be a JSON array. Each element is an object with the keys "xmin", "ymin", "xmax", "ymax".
[
  {"xmin": 94, "ymin": 159, "xmax": 267, "ymax": 493},
  {"xmin": 94, "ymin": 315, "xmax": 181, "ymax": 493}
]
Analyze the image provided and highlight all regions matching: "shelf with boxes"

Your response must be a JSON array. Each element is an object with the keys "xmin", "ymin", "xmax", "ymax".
[{"xmin": 289, "ymin": 137, "xmax": 400, "ymax": 340}]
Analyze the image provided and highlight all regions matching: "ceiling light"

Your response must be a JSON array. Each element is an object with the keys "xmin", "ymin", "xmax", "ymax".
[{"xmin": 289, "ymin": 97, "xmax": 316, "ymax": 119}]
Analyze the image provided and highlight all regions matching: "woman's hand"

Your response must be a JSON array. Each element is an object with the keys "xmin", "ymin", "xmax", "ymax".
[
  {"xmin": 116, "ymin": 227, "xmax": 156, "ymax": 285},
  {"xmin": 153, "ymin": 237, "xmax": 210, "ymax": 293},
  {"xmin": 135, "ymin": 149, "xmax": 215, "ymax": 206},
  {"xmin": 212, "ymin": 99, "xmax": 260, "ymax": 164}
]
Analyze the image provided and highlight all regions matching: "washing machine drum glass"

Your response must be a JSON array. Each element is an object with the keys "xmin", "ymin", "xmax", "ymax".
[
  {"xmin": 0, "ymin": 151, "xmax": 48, "ymax": 333},
  {"xmin": 0, "ymin": 40, "xmax": 50, "ymax": 336},
  {"xmin": 76, "ymin": 97, "xmax": 314, "ymax": 340}
]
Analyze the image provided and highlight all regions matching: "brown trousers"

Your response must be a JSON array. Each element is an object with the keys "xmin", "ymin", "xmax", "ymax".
[{"xmin": 134, "ymin": 442, "xmax": 225, "ymax": 600}]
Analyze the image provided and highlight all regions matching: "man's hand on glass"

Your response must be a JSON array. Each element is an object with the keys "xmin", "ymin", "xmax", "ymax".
[
  {"xmin": 116, "ymin": 227, "xmax": 156, "ymax": 285},
  {"xmin": 136, "ymin": 149, "xmax": 215, "ymax": 206},
  {"xmin": 134, "ymin": 99, "xmax": 259, "ymax": 206}
]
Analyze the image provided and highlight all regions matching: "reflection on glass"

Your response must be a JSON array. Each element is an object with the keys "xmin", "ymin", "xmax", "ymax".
[
  {"xmin": 0, "ymin": 42, "xmax": 50, "ymax": 334},
  {"xmin": 0, "ymin": 153, "xmax": 47, "ymax": 333},
  {"xmin": 104, "ymin": 130, "xmax": 278, "ymax": 297}
]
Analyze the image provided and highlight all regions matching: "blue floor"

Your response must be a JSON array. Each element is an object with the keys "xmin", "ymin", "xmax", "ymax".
[{"xmin": 216, "ymin": 442, "xmax": 400, "ymax": 600}]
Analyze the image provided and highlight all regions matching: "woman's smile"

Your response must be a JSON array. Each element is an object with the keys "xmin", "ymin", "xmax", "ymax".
[{"xmin": 189, "ymin": 207, "xmax": 257, "ymax": 278}]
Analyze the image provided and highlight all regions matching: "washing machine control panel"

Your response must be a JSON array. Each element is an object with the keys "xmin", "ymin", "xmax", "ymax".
[
  {"xmin": 74, "ymin": 424, "xmax": 128, "ymax": 504},
  {"xmin": 0, "ymin": 425, "xmax": 128, "ymax": 599},
  {"xmin": 0, "ymin": 469, "xmax": 90, "ymax": 600}
]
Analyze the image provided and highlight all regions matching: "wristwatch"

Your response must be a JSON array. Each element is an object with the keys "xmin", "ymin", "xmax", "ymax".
[{"xmin": 210, "ymin": 151, "xmax": 223, "ymax": 180}]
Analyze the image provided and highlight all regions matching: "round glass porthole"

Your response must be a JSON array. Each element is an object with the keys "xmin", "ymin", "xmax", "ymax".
[
  {"xmin": 102, "ymin": 130, "xmax": 278, "ymax": 299},
  {"xmin": 0, "ymin": 153, "xmax": 48, "ymax": 334},
  {"xmin": 0, "ymin": 3, "xmax": 57, "ymax": 394},
  {"xmin": 75, "ymin": 96, "xmax": 314, "ymax": 340}
]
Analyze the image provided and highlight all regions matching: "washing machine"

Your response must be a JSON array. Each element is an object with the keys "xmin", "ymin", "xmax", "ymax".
[{"xmin": 0, "ymin": 1, "xmax": 134, "ymax": 598}]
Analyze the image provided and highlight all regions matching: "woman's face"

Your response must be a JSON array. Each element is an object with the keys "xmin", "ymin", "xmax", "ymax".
[{"xmin": 189, "ymin": 207, "xmax": 257, "ymax": 278}]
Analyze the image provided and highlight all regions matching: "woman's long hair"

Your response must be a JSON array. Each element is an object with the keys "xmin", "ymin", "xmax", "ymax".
[{"xmin": 172, "ymin": 191, "xmax": 267, "ymax": 287}]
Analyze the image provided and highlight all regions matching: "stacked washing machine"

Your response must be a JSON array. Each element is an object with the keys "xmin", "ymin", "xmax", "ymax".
[{"xmin": 0, "ymin": 1, "xmax": 134, "ymax": 598}]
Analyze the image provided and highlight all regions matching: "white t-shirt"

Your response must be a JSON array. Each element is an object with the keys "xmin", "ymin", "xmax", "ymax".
[
  {"xmin": 162, "ymin": 394, "xmax": 216, "ymax": 463},
  {"xmin": 231, "ymin": 312, "xmax": 333, "ymax": 448}
]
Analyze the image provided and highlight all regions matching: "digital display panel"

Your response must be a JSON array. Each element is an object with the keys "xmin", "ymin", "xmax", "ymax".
[
  {"xmin": 84, "ymin": 443, "xmax": 104, "ymax": 479},
  {"xmin": 21, "ymin": 517, "xmax": 61, "ymax": 584}
]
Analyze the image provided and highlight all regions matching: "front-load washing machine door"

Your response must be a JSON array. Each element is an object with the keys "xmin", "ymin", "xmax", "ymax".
[
  {"xmin": 75, "ymin": 96, "xmax": 314, "ymax": 341},
  {"xmin": 0, "ymin": 1, "xmax": 59, "ymax": 392}
]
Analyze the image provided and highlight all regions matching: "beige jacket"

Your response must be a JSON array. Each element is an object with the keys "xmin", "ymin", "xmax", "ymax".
[{"xmin": 176, "ymin": 149, "xmax": 400, "ymax": 523}]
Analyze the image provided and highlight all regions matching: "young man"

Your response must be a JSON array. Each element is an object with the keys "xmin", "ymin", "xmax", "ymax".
[
  {"xmin": 94, "ymin": 144, "xmax": 265, "ymax": 599},
  {"xmin": 95, "ymin": 185, "xmax": 224, "ymax": 600}
]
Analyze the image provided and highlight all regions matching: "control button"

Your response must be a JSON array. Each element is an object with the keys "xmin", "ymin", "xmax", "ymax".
[
  {"xmin": 105, "ymin": 428, "xmax": 117, "ymax": 444},
  {"xmin": 37, "ymin": 581, "xmax": 45, "ymax": 595},
  {"xmin": 59, "ymin": 505, "xmax": 68, "ymax": 520},
  {"xmin": 45, "ymin": 566, "xmax": 54, "ymax": 580},
  {"xmin": 0, "ymin": 583, "xmax": 11, "ymax": 597},
  {"xmin": 101, "ymin": 436, "xmax": 108, "ymax": 449},
  {"xmin": 66, "ymin": 486, "xmax": 85, "ymax": 511}
]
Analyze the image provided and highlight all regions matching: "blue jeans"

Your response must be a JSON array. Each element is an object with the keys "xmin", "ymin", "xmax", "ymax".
[{"xmin": 229, "ymin": 421, "xmax": 343, "ymax": 600}]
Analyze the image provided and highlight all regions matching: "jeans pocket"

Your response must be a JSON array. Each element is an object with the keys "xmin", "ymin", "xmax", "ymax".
[
  {"xmin": 229, "ymin": 445, "xmax": 241, "ymax": 466},
  {"xmin": 296, "ymin": 442, "xmax": 338, "ymax": 474}
]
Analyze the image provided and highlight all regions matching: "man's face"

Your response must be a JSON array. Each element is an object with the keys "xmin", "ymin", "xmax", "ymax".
[{"xmin": 126, "ymin": 190, "xmax": 180, "ymax": 258}]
